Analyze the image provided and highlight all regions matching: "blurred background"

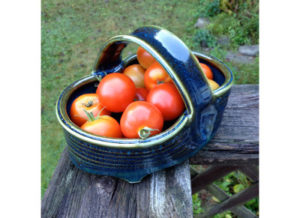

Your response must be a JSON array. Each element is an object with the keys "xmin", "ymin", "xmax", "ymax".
[{"xmin": 42, "ymin": 0, "xmax": 258, "ymax": 216}]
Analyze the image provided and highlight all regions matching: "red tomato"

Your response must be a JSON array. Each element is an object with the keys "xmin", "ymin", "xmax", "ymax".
[
  {"xmin": 70, "ymin": 93, "xmax": 110, "ymax": 126},
  {"xmin": 144, "ymin": 61, "xmax": 172, "ymax": 90},
  {"xmin": 135, "ymin": 88, "xmax": 148, "ymax": 101},
  {"xmin": 96, "ymin": 73, "xmax": 136, "ymax": 113},
  {"xmin": 137, "ymin": 47, "xmax": 156, "ymax": 69},
  {"xmin": 200, "ymin": 63, "xmax": 213, "ymax": 80},
  {"xmin": 147, "ymin": 83, "xmax": 185, "ymax": 121},
  {"xmin": 123, "ymin": 64, "xmax": 145, "ymax": 88},
  {"xmin": 120, "ymin": 101, "xmax": 164, "ymax": 139},
  {"xmin": 81, "ymin": 115, "xmax": 122, "ymax": 138}
]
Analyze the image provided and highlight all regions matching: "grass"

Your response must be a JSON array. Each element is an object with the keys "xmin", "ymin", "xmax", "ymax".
[{"xmin": 42, "ymin": 0, "xmax": 259, "ymax": 215}]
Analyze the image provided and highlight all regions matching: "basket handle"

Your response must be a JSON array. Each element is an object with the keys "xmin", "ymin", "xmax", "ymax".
[{"xmin": 92, "ymin": 26, "xmax": 213, "ymax": 120}]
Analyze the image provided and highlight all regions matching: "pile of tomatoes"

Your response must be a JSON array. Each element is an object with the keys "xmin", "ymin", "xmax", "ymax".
[{"xmin": 70, "ymin": 47, "xmax": 219, "ymax": 139}]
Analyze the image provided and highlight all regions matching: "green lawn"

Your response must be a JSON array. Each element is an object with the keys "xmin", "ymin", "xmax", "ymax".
[{"xmin": 42, "ymin": 0, "xmax": 258, "ymax": 216}]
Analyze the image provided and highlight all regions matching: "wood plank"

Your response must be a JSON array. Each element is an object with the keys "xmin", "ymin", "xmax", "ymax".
[
  {"xmin": 239, "ymin": 165, "xmax": 259, "ymax": 183},
  {"xmin": 190, "ymin": 167, "xmax": 257, "ymax": 218},
  {"xmin": 190, "ymin": 85, "xmax": 259, "ymax": 165},
  {"xmin": 191, "ymin": 165, "xmax": 238, "ymax": 194},
  {"xmin": 203, "ymin": 184, "xmax": 257, "ymax": 218},
  {"xmin": 42, "ymin": 149, "xmax": 193, "ymax": 218},
  {"xmin": 202, "ymin": 183, "xmax": 259, "ymax": 217}
]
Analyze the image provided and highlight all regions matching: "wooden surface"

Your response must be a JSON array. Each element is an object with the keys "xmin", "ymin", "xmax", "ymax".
[
  {"xmin": 42, "ymin": 84, "xmax": 258, "ymax": 218},
  {"xmin": 42, "ymin": 149, "xmax": 193, "ymax": 218},
  {"xmin": 190, "ymin": 85, "xmax": 259, "ymax": 165}
]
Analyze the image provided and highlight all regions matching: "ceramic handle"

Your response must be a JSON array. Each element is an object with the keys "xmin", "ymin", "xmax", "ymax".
[{"xmin": 92, "ymin": 26, "xmax": 213, "ymax": 119}]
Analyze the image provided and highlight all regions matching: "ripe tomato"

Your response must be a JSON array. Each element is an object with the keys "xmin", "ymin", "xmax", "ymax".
[
  {"xmin": 81, "ymin": 115, "xmax": 122, "ymax": 138},
  {"xmin": 207, "ymin": 79, "xmax": 219, "ymax": 91},
  {"xmin": 120, "ymin": 101, "xmax": 163, "ymax": 139},
  {"xmin": 70, "ymin": 93, "xmax": 110, "ymax": 126},
  {"xmin": 144, "ymin": 61, "xmax": 172, "ymax": 90},
  {"xmin": 96, "ymin": 73, "xmax": 136, "ymax": 113},
  {"xmin": 199, "ymin": 63, "xmax": 213, "ymax": 80},
  {"xmin": 123, "ymin": 64, "xmax": 145, "ymax": 88},
  {"xmin": 147, "ymin": 83, "xmax": 185, "ymax": 121},
  {"xmin": 137, "ymin": 47, "xmax": 156, "ymax": 69},
  {"xmin": 135, "ymin": 88, "xmax": 148, "ymax": 101}
]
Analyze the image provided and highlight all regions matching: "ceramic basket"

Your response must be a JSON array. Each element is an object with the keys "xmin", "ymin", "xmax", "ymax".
[{"xmin": 56, "ymin": 26, "xmax": 233, "ymax": 183}]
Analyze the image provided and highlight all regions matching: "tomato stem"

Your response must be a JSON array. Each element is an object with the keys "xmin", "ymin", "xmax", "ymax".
[
  {"xmin": 94, "ymin": 107, "xmax": 106, "ymax": 119},
  {"xmin": 138, "ymin": 127, "xmax": 159, "ymax": 139},
  {"xmin": 83, "ymin": 107, "xmax": 106, "ymax": 122},
  {"xmin": 83, "ymin": 109, "xmax": 95, "ymax": 122}
]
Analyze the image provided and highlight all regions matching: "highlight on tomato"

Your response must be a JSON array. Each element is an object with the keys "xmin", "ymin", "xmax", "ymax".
[
  {"xmin": 70, "ymin": 93, "xmax": 111, "ymax": 126},
  {"xmin": 199, "ymin": 63, "xmax": 213, "ymax": 80},
  {"xmin": 144, "ymin": 61, "xmax": 172, "ymax": 90},
  {"xmin": 123, "ymin": 64, "xmax": 145, "ymax": 88},
  {"xmin": 135, "ymin": 88, "xmax": 148, "ymax": 101},
  {"xmin": 96, "ymin": 73, "xmax": 136, "ymax": 113},
  {"xmin": 81, "ymin": 111, "xmax": 122, "ymax": 138},
  {"xmin": 120, "ymin": 101, "xmax": 164, "ymax": 139},
  {"xmin": 147, "ymin": 83, "xmax": 185, "ymax": 121},
  {"xmin": 137, "ymin": 46, "xmax": 156, "ymax": 69}
]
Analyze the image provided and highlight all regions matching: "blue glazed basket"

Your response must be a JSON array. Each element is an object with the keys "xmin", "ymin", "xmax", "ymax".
[{"xmin": 56, "ymin": 26, "xmax": 233, "ymax": 183}]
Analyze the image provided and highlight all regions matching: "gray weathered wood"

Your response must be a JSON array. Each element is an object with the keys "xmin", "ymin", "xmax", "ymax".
[
  {"xmin": 190, "ymin": 85, "xmax": 259, "ymax": 165},
  {"xmin": 42, "ymin": 149, "xmax": 193, "ymax": 218}
]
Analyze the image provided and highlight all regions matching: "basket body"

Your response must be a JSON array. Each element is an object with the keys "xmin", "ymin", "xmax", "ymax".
[{"xmin": 57, "ymin": 50, "xmax": 232, "ymax": 183}]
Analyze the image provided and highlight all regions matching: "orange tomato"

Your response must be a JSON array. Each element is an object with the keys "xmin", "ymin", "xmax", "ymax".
[
  {"xmin": 144, "ymin": 61, "xmax": 172, "ymax": 90},
  {"xmin": 81, "ymin": 115, "xmax": 122, "ymax": 138},
  {"xmin": 123, "ymin": 64, "xmax": 145, "ymax": 88},
  {"xmin": 135, "ymin": 88, "xmax": 148, "ymax": 101},
  {"xmin": 70, "ymin": 93, "xmax": 110, "ymax": 126},
  {"xmin": 96, "ymin": 73, "xmax": 136, "ymax": 113},
  {"xmin": 120, "ymin": 101, "xmax": 164, "ymax": 139},
  {"xmin": 207, "ymin": 79, "xmax": 219, "ymax": 90},
  {"xmin": 200, "ymin": 63, "xmax": 213, "ymax": 80},
  {"xmin": 147, "ymin": 83, "xmax": 185, "ymax": 121},
  {"xmin": 137, "ymin": 46, "xmax": 156, "ymax": 69}
]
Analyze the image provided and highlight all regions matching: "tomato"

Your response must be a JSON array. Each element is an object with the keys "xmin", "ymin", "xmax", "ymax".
[
  {"xmin": 199, "ymin": 63, "xmax": 213, "ymax": 80},
  {"xmin": 123, "ymin": 64, "xmax": 145, "ymax": 88},
  {"xmin": 81, "ymin": 115, "xmax": 122, "ymax": 138},
  {"xmin": 207, "ymin": 79, "xmax": 219, "ymax": 91},
  {"xmin": 144, "ymin": 61, "xmax": 172, "ymax": 90},
  {"xmin": 137, "ymin": 46, "xmax": 156, "ymax": 69},
  {"xmin": 96, "ymin": 73, "xmax": 136, "ymax": 113},
  {"xmin": 120, "ymin": 101, "xmax": 163, "ymax": 139},
  {"xmin": 70, "ymin": 93, "xmax": 110, "ymax": 126},
  {"xmin": 135, "ymin": 88, "xmax": 148, "ymax": 101},
  {"xmin": 147, "ymin": 83, "xmax": 185, "ymax": 121}
]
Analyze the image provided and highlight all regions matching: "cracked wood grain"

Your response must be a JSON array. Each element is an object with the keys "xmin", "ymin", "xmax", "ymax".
[{"xmin": 42, "ymin": 150, "xmax": 192, "ymax": 218}]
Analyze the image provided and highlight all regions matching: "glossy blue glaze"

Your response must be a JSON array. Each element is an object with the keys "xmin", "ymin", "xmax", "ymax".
[{"xmin": 56, "ymin": 26, "xmax": 233, "ymax": 183}]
